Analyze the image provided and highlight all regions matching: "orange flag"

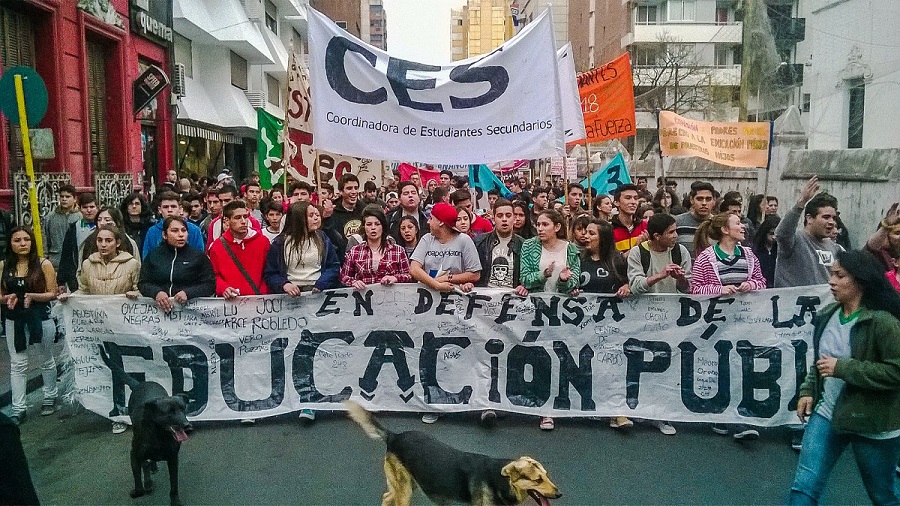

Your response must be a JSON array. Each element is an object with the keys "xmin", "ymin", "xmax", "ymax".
[{"xmin": 572, "ymin": 53, "xmax": 636, "ymax": 144}]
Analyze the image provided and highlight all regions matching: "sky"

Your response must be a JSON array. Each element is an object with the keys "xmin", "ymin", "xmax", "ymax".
[{"xmin": 382, "ymin": 0, "xmax": 466, "ymax": 64}]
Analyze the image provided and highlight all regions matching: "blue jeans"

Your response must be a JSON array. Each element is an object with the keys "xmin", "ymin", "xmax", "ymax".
[{"xmin": 788, "ymin": 413, "xmax": 900, "ymax": 505}]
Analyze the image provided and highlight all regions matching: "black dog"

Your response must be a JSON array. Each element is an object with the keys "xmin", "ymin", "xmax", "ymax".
[{"xmin": 99, "ymin": 346, "xmax": 192, "ymax": 506}]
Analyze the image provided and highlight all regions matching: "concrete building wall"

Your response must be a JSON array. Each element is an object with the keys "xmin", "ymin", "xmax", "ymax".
[
  {"xmin": 310, "ymin": 0, "xmax": 362, "ymax": 37},
  {"xmin": 518, "ymin": 0, "xmax": 569, "ymax": 50}
]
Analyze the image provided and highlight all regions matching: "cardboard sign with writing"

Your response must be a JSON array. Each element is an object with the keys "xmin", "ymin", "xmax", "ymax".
[
  {"xmin": 574, "ymin": 53, "xmax": 637, "ymax": 144},
  {"xmin": 658, "ymin": 111, "xmax": 772, "ymax": 168}
]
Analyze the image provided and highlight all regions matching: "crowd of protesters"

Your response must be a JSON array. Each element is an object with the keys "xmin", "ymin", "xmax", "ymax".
[{"xmin": 2, "ymin": 166, "xmax": 898, "ymax": 501}]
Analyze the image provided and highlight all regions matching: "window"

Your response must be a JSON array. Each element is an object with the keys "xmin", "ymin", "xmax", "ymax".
[
  {"xmin": 230, "ymin": 51, "xmax": 248, "ymax": 90},
  {"xmin": 635, "ymin": 5, "xmax": 658, "ymax": 24},
  {"xmin": 847, "ymin": 78, "xmax": 864, "ymax": 149},
  {"xmin": 714, "ymin": 44, "xmax": 730, "ymax": 66},
  {"xmin": 174, "ymin": 33, "xmax": 192, "ymax": 78},
  {"xmin": 265, "ymin": 0, "xmax": 277, "ymax": 34},
  {"xmin": 667, "ymin": 0, "xmax": 695, "ymax": 21},
  {"xmin": 632, "ymin": 44, "xmax": 663, "ymax": 66},
  {"xmin": 86, "ymin": 39, "xmax": 109, "ymax": 172},
  {"xmin": 715, "ymin": 7, "xmax": 729, "ymax": 24},
  {"xmin": 335, "ymin": 21, "xmax": 348, "ymax": 30},
  {"xmin": 1, "ymin": 6, "xmax": 36, "ymax": 176},
  {"xmin": 266, "ymin": 74, "xmax": 280, "ymax": 107},
  {"xmin": 802, "ymin": 93, "xmax": 811, "ymax": 113}
]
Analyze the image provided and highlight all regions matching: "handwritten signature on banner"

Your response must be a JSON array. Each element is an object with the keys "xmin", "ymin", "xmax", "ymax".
[{"xmin": 63, "ymin": 285, "xmax": 832, "ymax": 424}]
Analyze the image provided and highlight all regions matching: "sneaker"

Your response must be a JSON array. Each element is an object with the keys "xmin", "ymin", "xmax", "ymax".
[
  {"xmin": 111, "ymin": 422, "xmax": 127, "ymax": 434},
  {"xmin": 421, "ymin": 413, "xmax": 440, "ymax": 424},
  {"xmin": 733, "ymin": 429, "xmax": 759, "ymax": 441},
  {"xmin": 480, "ymin": 410, "xmax": 497, "ymax": 428},
  {"xmin": 609, "ymin": 416, "xmax": 634, "ymax": 429},
  {"xmin": 40, "ymin": 401, "xmax": 57, "ymax": 416},
  {"xmin": 711, "ymin": 424, "xmax": 730, "ymax": 435},
  {"xmin": 539, "ymin": 417, "xmax": 555, "ymax": 430},
  {"xmin": 240, "ymin": 418, "xmax": 256, "ymax": 426},
  {"xmin": 651, "ymin": 420, "xmax": 676, "ymax": 435},
  {"xmin": 10, "ymin": 411, "xmax": 26, "ymax": 426},
  {"xmin": 895, "ymin": 464, "xmax": 899, "ymax": 477},
  {"xmin": 298, "ymin": 409, "xmax": 316, "ymax": 422},
  {"xmin": 790, "ymin": 430, "xmax": 804, "ymax": 451}
]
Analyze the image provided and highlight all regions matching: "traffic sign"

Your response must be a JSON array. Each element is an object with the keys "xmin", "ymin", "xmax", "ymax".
[{"xmin": 0, "ymin": 66, "xmax": 48, "ymax": 127}]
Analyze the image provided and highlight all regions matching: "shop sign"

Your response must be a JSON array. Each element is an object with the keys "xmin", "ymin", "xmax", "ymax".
[{"xmin": 130, "ymin": 0, "xmax": 173, "ymax": 45}]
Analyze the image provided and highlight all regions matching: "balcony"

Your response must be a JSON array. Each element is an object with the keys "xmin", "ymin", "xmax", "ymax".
[
  {"xmin": 174, "ymin": 0, "xmax": 274, "ymax": 64},
  {"xmin": 632, "ymin": 22, "xmax": 742, "ymax": 44}
]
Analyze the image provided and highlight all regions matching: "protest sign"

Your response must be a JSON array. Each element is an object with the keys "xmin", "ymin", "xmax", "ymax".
[
  {"xmin": 550, "ymin": 157, "xmax": 577, "ymax": 177},
  {"xmin": 658, "ymin": 111, "xmax": 772, "ymax": 168},
  {"xmin": 283, "ymin": 51, "xmax": 383, "ymax": 188},
  {"xmin": 557, "ymin": 43, "xmax": 587, "ymax": 145},
  {"xmin": 574, "ymin": 53, "xmax": 636, "ymax": 143},
  {"xmin": 64, "ymin": 285, "xmax": 830, "ymax": 425},
  {"xmin": 307, "ymin": 8, "xmax": 564, "ymax": 164}
]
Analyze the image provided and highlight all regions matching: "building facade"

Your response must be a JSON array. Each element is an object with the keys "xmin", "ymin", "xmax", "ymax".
[
  {"xmin": 514, "ymin": 0, "xmax": 568, "ymax": 50},
  {"xmin": 451, "ymin": 0, "xmax": 513, "ymax": 61},
  {"xmin": 360, "ymin": 0, "xmax": 386, "ymax": 50},
  {"xmin": 310, "ymin": 0, "xmax": 361, "ymax": 38},
  {"xmin": 0, "ymin": 0, "xmax": 174, "ymax": 208}
]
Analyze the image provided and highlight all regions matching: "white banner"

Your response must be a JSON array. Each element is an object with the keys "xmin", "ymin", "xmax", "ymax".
[
  {"xmin": 557, "ymin": 43, "xmax": 587, "ymax": 145},
  {"xmin": 64, "ymin": 286, "xmax": 831, "ymax": 425},
  {"xmin": 307, "ymin": 8, "xmax": 564, "ymax": 165}
]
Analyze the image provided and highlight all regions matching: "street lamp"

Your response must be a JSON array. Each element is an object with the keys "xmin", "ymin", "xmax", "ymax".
[{"xmin": 756, "ymin": 61, "xmax": 788, "ymax": 121}]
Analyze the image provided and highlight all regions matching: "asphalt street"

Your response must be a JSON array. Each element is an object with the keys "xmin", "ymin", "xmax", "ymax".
[{"xmin": 8, "ymin": 394, "xmax": 884, "ymax": 505}]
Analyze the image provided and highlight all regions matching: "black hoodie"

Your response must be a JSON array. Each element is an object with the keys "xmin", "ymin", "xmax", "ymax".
[{"xmin": 138, "ymin": 242, "xmax": 215, "ymax": 299}]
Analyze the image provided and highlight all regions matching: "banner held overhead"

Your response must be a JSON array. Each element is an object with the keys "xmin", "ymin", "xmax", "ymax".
[
  {"xmin": 307, "ymin": 8, "xmax": 564, "ymax": 165},
  {"xmin": 574, "ymin": 53, "xmax": 636, "ymax": 144},
  {"xmin": 658, "ymin": 111, "xmax": 772, "ymax": 168}
]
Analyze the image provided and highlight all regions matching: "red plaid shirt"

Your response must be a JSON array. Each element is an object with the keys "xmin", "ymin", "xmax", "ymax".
[{"xmin": 340, "ymin": 243, "xmax": 412, "ymax": 286}]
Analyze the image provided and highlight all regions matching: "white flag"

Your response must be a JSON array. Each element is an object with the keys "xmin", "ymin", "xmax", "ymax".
[
  {"xmin": 308, "ymin": 8, "xmax": 564, "ymax": 165},
  {"xmin": 557, "ymin": 43, "xmax": 587, "ymax": 144}
]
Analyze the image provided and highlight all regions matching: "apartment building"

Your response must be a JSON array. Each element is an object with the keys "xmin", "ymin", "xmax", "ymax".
[
  {"xmin": 361, "ymin": 0, "xmax": 387, "ymax": 50},
  {"xmin": 514, "ymin": 0, "xmax": 569, "ymax": 49},
  {"xmin": 451, "ymin": 0, "xmax": 514, "ymax": 61}
]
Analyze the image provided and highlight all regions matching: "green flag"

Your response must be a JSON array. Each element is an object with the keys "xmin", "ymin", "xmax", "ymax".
[{"xmin": 257, "ymin": 109, "xmax": 284, "ymax": 190}]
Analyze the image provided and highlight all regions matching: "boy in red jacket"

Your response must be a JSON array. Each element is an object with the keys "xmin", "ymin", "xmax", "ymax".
[{"xmin": 208, "ymin": 201, "xmax": 270, "ymax": 298}]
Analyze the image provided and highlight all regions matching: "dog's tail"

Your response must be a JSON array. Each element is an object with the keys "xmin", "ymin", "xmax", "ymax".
[
  {"xmin": 96, "ymin": 344, "xmax": 141, "ymax": 389},
  {"xmin": 344, "ymin": 400, "xmax": 389, "ymax": 441}
]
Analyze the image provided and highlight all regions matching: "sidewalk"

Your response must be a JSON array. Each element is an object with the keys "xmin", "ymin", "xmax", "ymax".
[{"xmin": 0, "ymin": 334, "xmax": 54, "ymax": 408}]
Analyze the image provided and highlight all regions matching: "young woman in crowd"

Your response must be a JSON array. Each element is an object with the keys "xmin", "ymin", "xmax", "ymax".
[
  {"xmin": 788, "ymin": 249, "xmax": 900, "ymax": 505},
  {"xmin": 340, "ymin": 206, "xmax": 411, "ymax": 290},
  {"xmin": 83, "ymin": 207, "xmax": 139, "ymax": 261},
  {"xmin": 118, "ymin": 192, "xmax": 154, "ymax": 253},
  {"xmin": 512, "ymin": 200, "xmax": 536, "ymax": 239},
  {"xmin": 455, "ymin": 206, "xmax": 474, "ymax": 237},
  {"xmin": 139, "ymin": 217, "xmax": 215, "ymax": 313},
  {"xmin": 752, "ymin": 215, "xmax": 780, "ymax": 288},
  {"xmin": 745, "ymin": 193, "xmax": 767, "ymax": 240},
  {"xmin": 396, "ymin": 216, "xmax": 420, "ymax": 259},
  {"xmin": 578, "ymin": 218, "xmax": 632, "ymax": 429},
  {"xmin": 385, "ymin": 192, "xmax": 400, "ymax": 212},
  {"xmin": 520, "ymin": 209, "xmax": 581, "ymax": 432},
  {"xmin": 263, "ymin": 201, "xmax": 339, "ymax": 423},
  {"xmin": 568, "ymin": 214, "xmax": 591, "ymax": 250},
  {"xmin": 652, "ymin": 188, "xmax": 683, "ymax": 215},
  {"xmin": 2, "ymin": 227, "xmax": 59, "ymax": 425},
  {"xmin": 592, "ymin": 194, "xmax": 614, "ymax": 222},
  {"xmin": 60, "ymin": 225, "xmax": 140, "ymax": 434},
  {"xmin": 690, "ymin": 212, "xmax": 768, "ymax": 440}
]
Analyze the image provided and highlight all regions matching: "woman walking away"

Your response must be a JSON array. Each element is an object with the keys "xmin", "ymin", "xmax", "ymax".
[
  {"xmin": 788, "ymin": 249, "xmax": 900, "ymax": 505},
  {"xmin": 2, "ymin": 227, "xmax": 59, "ymax": 425},
  {"xmin": 520, "ymin": 209, "xmax": 581, "ymax": 432}
]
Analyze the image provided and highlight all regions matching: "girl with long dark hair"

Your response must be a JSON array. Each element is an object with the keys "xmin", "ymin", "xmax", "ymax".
[
  {"xmin": 119, "ymin": 192, "xmax": 154, "ymax": 253},
  {"xmin": 396, "ymin": 215, "xmax": 419, "ymax": 259},
  {"xmin": 752, "ymin": 215, "xmax": 780, "ymax": 287},
  {"xmin": 788, "ymin": 250, "xmax": 900, "ymax": 504},
  {"xmin": 2, "ymin": 227, "xmax": 59, "ymax": 425},
  {"xmin": 511, "ymin": 200, "xmax": 535, "ymax": 239},
  {"xmin": 340, "ymin": 206, "xmax": 411, "ymax": 290}
]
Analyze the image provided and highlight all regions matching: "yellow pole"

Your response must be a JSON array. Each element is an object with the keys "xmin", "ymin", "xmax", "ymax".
[{"xmin": 14, "ymin": 74, "xmax": 44, "ymax": 257}]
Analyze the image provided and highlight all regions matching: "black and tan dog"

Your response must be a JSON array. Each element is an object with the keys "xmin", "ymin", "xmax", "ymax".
[
  {"xmin": 345, "ymin": 401, "xmax": 560, "ymax": 506},
  {"xmin": 99, "ymin": 345, "xmax": 192, "ymax": 506}
]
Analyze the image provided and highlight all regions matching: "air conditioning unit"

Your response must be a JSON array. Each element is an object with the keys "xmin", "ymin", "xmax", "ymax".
[
  {"xmin": 244, "ymin": 90, "xmax": 266, "ymax": 108},
  {"xmin": 172, "ymin": 63, "xmax": 186, "ymax": 98},
  {"xmin": 243, "ymin": 0, "xmax": 263, "ymax": 20}
]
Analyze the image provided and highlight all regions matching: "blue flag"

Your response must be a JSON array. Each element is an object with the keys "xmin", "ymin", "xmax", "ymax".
[
  {"xmin": 469, "ymin": 164, "xmax": 514, "ymax": 209},
  {"xmin": 581, "ymin": 153, "xmax": 631, "ymax": 197}
]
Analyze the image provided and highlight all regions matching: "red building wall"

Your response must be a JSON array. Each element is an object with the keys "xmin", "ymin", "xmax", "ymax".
[{"xmin": 0, "ymin": 0, "xmax": 173, "ymax": 206}]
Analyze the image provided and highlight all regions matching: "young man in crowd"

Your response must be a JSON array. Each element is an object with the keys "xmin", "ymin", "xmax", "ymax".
[
  {"xmin": 290, "ymin": 181, "xmax": 313, "ymax": 203},
  {"xmin": 183, "ymin": 193, "xmax": 206, "ymax": 230},
  {"xmin": 243, "ymin": 181, "xmax": 263, "ymax": 222},
  {"xmin": 261, "ymin": 201, "xmax": 284, "ymax": 242},
  {"xmin": 773, "ymin": 176, "xmax": 842, "ymax": 452},
  {"xmin": 362, "ymin": 181, "xmax": 385, "ymax": 207},
  {"xmin": 143, "ymin": 191, "xmax": 205, "ymax": 258},
  {"xmin": 675, "ymin": 181, "xmax": 716, "ymax": 257},
  {"xmin": 43, "ymin": 184, "xmax": 81, "ymax": 270},
  {"xmin": 636, "ymin": 176, "xmax": 653, "ymax": 202},
  {"xmin": 565, "ymin": 183, "xmax": 585, "ymax": 217},
  {"xmin": 473, "ymin": 198, "xmax": 527, "ymax": 427},
  {"xmin": 162, "ymin": 169, "xmax": 178, "ymax": 192},
  {"xmin": 409, "ymin": 202, "xmax": 482, "ymax": 424},
  {"xmin": 327, "ymin": 174, "xmax": 365, "ymax": 254},
  {"xmin": 611, "ymin": 184, "xmax": 648, "ymax": 254},
  {"xmin": 387, "ymin": 181, "xmax": 428, "ymax": 241},
  {"xmin": 57, "ymin": 193, "xmax": 99, "ymax": 292},
  {"xmin": 532, "ymin": 187, "xmax": 549, "ymax": 217},
  {"xmin": 508, "ymin": 179, "xmax": 530, "ymax": 202},
  {"xmin": 450, "ymin": 189, "xmax": 494, "ymax": 234},
  {"xmin": 625, "ymin": 212, "xmax": 692, "ymax": 436},
  {"xmin": 207, "ymin": 185, "xmax": 261, "ymax": 248},
  {"xmin": 319, "ymin": 183, "xmax": 335, "ymax": 202},
  {"xmin": 439, "ymin": 170, "xmax": 453, "ymax": 189},
  {"xmin": 199, "ymin": 188, "xmax": 221, "ymax": 243}
]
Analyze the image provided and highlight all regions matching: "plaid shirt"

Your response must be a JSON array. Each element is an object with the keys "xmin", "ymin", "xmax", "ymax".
[{"xmin": 340, "ymin": 243, "xmax": 412, "ymax": 286}]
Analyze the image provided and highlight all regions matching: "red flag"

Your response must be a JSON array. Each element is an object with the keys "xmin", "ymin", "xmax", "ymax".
[{"xmin": 397, "ymin": 163, "xmax": 441, "ymax": 186}]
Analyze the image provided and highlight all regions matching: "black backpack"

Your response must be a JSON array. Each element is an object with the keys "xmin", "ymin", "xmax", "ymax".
[{"xmin": 638, "ymin": 241, "xmax": 683, "ymax": 275}]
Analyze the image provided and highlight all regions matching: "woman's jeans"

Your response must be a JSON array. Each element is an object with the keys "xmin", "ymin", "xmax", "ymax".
[
  {"xmin": 789, "ymin": 413, "xmax": 900, "ymax": 505},
  {"xmin": 5, "ymin": 319, "xmax": 58, "ymax": 415}
]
